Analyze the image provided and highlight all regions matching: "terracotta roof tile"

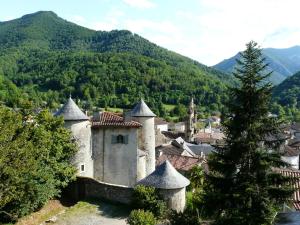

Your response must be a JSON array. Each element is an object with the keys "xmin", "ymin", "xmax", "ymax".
[
  {"xmin": 156, "ymin": 154, "xmax": 205, "ymax": 171},
  {"xmin": 294, "ymin": 202, "xmax": 300, "ymax": 210},
  {"xmin": 279, "ymin": 168, "xmax": 300, "ymax": 210},
  {"xmin": 92, "ymin": 112, "xmax": 142, "ymax": 128}
]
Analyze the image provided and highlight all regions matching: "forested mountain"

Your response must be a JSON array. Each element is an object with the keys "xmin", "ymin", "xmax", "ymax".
[
  {"xmin": 0, "ymin": 11, "xmax": 231, "ymax": 117},
  {"xmin": 273, "ymin": 71, "xmax": 300, "ymax": 107},
  {"xmin": 214, "ymin": 46, "xmax": 300, "ymax": 84}
]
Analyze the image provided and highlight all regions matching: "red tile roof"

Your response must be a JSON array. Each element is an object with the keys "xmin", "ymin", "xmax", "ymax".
[
  {"xmin": 92, "ymin": 112, "xmax": 142, "ymax": 128},
  {"xmin": 156, "ymin": 154, "xmax": 205, "ymax": 171},
  {"xmin": 294, "ymin": 202, "xmax": 300, "ymax": 210},
  {"xmin": 279, "ymin": 168, "xmax": 300, "ymax": 210}
]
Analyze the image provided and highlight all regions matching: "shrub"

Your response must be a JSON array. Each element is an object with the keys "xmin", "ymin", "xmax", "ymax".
[
  {"xmin": 132, "ymin": 185, "xmax": 168, "ymax": 219},
  {"xmin": 126, "ymin": 209, "xmax": 156, "ymax": 225},
  {"xmin": 169, "ymin": 209, "xmax": 200, "ymax": 225}
]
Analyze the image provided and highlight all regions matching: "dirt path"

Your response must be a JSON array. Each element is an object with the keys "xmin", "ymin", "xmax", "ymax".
[{"xmin": 49, "ymin": 200, "xmax": 129, "ymax": 225}]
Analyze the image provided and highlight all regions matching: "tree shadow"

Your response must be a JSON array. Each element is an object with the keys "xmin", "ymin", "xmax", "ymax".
[{"xmin": 83, "ymin": 198, "xmax": 131, "ymax": 219}]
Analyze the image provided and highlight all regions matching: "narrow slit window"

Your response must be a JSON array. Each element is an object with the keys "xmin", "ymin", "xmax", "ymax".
[{"xmin": 80, "ymin": 164, "xmax": 85, "ymax": 172}]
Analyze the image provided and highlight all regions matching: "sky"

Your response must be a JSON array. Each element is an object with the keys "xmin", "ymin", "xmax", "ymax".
[{"xmin": 1, "ymin": 0, "xmax": 300, "ymax": 66}]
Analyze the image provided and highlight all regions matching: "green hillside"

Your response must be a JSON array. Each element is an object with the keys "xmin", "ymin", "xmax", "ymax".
[
  {"xmin": 0, "ymin": 11, "xmax": 231, "ymax": 116},
  {"xmin": 273, "ymin": 71, "xmax": 300, "ymax": 107},
  {"xmin": 214, "ymin": 46, "xmax": 300, "ymax": 84}
]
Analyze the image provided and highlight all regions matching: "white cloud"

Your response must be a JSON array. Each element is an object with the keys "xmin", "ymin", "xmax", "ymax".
[
  {"xmin": 122, "ymin": 0, "xmax": 156, "ymax": 9},
  {"xmin": 191, "ymin": 0, "xmax": 300, "ymax": 65},
  {"xmin": 67, "ymin": 9, "xmax": 124, "ymax": 31},
  {"xmin": 64, "ymin": 0, "xmax": 300, "ymax": 66},
  {"xmin": 124, "ymin": 19, "xmax": 179, "ymax": 34}
]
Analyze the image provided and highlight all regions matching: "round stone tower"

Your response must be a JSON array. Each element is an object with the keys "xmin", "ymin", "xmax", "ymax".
[
  {"xmin": 55, "ymin": 97, "xmax": 93, "ymax": 178},
  {"xmin": 131, "ymin": 99, "xmax": 156, "ymax": 176},
  {"xmin": 138, "ymin": 160, "xmax": 190, "ymax": 212}
]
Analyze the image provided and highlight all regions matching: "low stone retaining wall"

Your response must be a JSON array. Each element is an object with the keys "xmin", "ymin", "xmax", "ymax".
[{"xmin": 63, "ymin": 177, "xmax": 134, "ymax": 204}]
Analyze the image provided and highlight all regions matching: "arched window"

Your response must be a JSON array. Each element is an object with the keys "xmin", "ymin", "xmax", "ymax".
[
  {"xmin": 111, "ymin": 134, "xmax": 129, "ymax": 144},
  {"xmin": 117, "ymin": 134, "xmax": 124, "ymax": 143}
]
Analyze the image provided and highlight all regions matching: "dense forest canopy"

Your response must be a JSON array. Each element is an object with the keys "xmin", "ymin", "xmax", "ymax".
[
  {"xmin": 0, "ymin": 11, "xmax": 231, "ymax": 117},
  {"xmin": 273, "ymin": 71, "xmax": 300, "ymax": 107},
  {"xmin": 270, "ymin": 71, "xmax": 300, "ymax": 121}
]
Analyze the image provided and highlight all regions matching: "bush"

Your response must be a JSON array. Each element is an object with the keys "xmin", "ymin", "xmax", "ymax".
[
  {"xmin": 169, "ymin": 209, "xmax": 200, "ymax": 225},
  {"xmin": 126, "ymin": 209, "xmax": 156, "ymax": 225},
  {"xmin": 132, "ymin": 185, "xmax": 168, "ymax": 219}
]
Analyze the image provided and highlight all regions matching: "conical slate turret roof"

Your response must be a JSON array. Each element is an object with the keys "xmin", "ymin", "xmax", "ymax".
[
  {"xmin": 131, "ymin": 99, "xmax": 156, "ymax": 117},
  {"xmin": 137, "ymin": 160, "xmax": 190, "ymax": 189},
  {"xmin": 55, "ymin": 97, "xmax": 89, "ymax": 121}
]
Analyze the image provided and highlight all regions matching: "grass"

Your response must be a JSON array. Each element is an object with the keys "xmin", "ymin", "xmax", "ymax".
[
  {"xmin": 167, "ymin": 116, "xmax": 179, "ymax": 121},
  {"xmin": 163, "ymin": 104, "xmax": 176, "ymax": 112},
  {"xmin": 11, "ymin": 199, "xmax": 130, "ymax": 225},
  {"xmin": 54, "ymin": 198, "xmax": 131, "ymax": 223},
  {"xmin": 15, "ymin": 200, "xmax": 66, "ymax": 225}
]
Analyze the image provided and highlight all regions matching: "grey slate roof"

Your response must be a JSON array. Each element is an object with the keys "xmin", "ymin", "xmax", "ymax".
[
  {"xmin": 131, "ymin": 99, "xmax": 156, "ymax": 117},
  {"xmin": 137, "ymin": 160, "xmax": 190, "ymax": 189},
  {"xmin": 187, "ymin": 143, "xmax": 216, "ymax": 156},
  {"xmin": 55, "ymin": 97, "xmax": 89, "ymax": 121}
]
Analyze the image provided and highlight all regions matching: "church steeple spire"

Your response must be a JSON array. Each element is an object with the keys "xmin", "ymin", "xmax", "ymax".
[
  {"xmin": 188, "ymin": 97, "xmax": 194, "ymax": 114},
  {"xmin": 186, "ymin": 97, "xmax": 196, "ymax": 142}
]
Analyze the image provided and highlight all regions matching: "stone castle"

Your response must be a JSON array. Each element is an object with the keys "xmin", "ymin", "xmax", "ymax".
[{"xmin": 55, "ymin": 97, "xmax": 190, "ymax": 211}]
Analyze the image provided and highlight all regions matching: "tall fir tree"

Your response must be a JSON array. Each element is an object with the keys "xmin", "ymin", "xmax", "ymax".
[{"xmin": 204, "ymin": 41, "xmax": 294, "ymax": 225}]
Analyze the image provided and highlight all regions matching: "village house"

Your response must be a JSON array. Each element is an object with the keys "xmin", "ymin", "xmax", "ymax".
[{"xmin": 155, "ymin": 117, "xmax": 169, "ymax": 132}]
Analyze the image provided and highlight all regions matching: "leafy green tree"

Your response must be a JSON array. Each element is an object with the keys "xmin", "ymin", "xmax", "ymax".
[
  {"xmin": 187, "ymin": 165, "xmax": 205, "ymax": 191},
  {"xmin": 0, "ymin": 106, "xmax": 77, "ymax": 222},
  {"xmin": 204, "ymin": 41, "xmax": 294, "ymax": 225},
  {"xmin": 173, "ymin": 104, "xmax": 187, "ymax": 120}
]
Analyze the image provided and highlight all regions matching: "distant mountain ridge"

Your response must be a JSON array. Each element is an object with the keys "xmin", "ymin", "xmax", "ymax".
[{"xmin": 214, "ymin": 46, "xmax": 300, "ymax": 84}]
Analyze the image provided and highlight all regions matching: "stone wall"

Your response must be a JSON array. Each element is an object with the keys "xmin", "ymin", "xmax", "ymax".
[
  {"xmin": 64, "ymin": 177, "xmax": 187, "ymax": 212},
  {"xmin": 92, "ymin": 127, "xmax": 138, "ymax": 187},
  {"xmin": 65, "ymin": 177, "xmax": 134, "ymax": 204}
]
